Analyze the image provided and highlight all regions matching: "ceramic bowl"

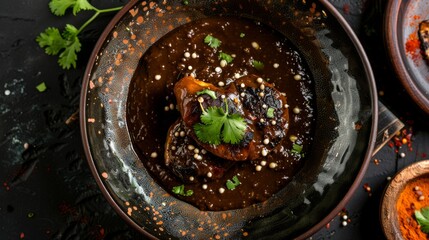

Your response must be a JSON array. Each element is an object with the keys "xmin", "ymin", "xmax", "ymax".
[
  {"xmin": 385, "ymin": 0, "xmax": 429, "ymax": 115},
  {"xmin": 80, "ymin": 0, "xmax": 377, "ymax": 239},
  {"xmin": 381, "ymin": 160, "xmax": 429, "ymax": 239}
]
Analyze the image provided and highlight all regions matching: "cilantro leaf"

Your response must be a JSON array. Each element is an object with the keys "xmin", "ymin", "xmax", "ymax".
[
  {"xmin": 291, "ymin": 143, "xmax": 303, "ymax": 155},
  {"xmin": 36, "ymin": 27, "xmax": 67, "ymax": 55},
  {"xmin": 36, "ymin": 82, "xmax": 47, "ymax": 92},
  {"xmin": 57, "ymin": 24, "xmax": 81, "ymax": 69},
  {"xmin": 219, "ymin": 52, "xmax": 234, "ymax": 63},
  {"xmin": 204, "ymin": 35, "xmax": 221, "ymax": 48},
  {"xmin": 252, "ymin": 60, "xmax": 265, "ymax": 71},
  {"xmin": 415, "ymin": 207, "xmax": 429, "ymax": 233},
  {"xmin": 49, "ymin": 0, "xmax": 95, "ymax": 16},
  {"xmin": 226, "ymin": 175, "xmax": 241, "ymax": 190},
  {"xmin": 267, "ymin": 107, "xmax": 275, "ymax": 118},
  {"xmin": 197, "ymin": 89, "xmax": 217, "ymax": 99},
  {"xmin": 172, "ymin": 185, "xmax": 193, "ymax": 196},
  {"xmin": 194, "ymin": 100, "xmax": 247, "ymax": 145}
]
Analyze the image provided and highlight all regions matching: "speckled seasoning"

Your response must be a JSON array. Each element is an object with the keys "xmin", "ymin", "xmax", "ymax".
[{"xmin": 126, "ymin": 16, "xmax": 315, "ymax": 211}]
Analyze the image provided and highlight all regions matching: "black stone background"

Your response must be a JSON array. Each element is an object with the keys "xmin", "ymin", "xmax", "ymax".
[{"xmin": 1, "ymin": 0, "xmax": 428, "ymax": 239}]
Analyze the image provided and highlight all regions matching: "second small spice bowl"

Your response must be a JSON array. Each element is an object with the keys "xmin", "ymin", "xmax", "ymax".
[{"xmin": 381, "ymin": 160, "xmax": 429, "ymax": 240}]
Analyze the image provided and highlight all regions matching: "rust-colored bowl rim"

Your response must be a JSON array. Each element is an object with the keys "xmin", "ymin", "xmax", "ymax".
[
  {"xmin": 384, "ymin": 0, "xmax": 429, "ymax": 115},
  {"xmin": 79, "ymin": 0, "xmax": 378, "ymax": 239}
]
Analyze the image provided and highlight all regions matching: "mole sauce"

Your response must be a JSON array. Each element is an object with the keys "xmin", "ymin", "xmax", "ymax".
[{"xmin": 126, "ymin": 16, "xmax": 315, "ymax": 211}]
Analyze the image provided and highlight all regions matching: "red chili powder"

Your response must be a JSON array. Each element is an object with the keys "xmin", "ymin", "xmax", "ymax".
[{"xmin": 405, "ymin": 32, "xmax": 421, "ymax": 62}]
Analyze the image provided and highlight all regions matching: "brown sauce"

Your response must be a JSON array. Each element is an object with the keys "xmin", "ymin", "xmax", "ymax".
[{"xmin": 126, "ymin": 16, "xmax": 315, "ymax": 211}]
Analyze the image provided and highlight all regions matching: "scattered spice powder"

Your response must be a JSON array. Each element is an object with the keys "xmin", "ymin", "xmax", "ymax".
[
  {"xmin": 397, "ymin": 177, "xmax": 429, "ymax": 239},
  {"xmin": 405, "ymin": 32, "xmax": 422, "ymax": 63}
]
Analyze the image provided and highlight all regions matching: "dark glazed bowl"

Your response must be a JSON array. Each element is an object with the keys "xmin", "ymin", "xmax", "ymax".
[
  {"xmin": 385, "ymin": 0, "xmax": 429, "ymax": 115},
  {"xmin": 80, "ymin": 0, "xmax": 377, "ymax": 239}
]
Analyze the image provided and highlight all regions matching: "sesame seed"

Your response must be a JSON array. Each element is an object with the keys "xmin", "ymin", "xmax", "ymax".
[
  {"xmin": 284, "ymin": 104, "xmax": 289, "ymax": 108},
  {"xmin": 251, "ymin": 41, "xmax": 260, "ymax": 50},
  {"xmin": 164, "ymin": 106, "xmax": 170, "ymax": 111},
  {"xmin": 269, "ymin": 162, "xmax": 278, "ymax": 169},
  {"xmin": 220, "ymin": 59, "xmax": 227, "ymax": 67},
  {"xmin": 221, "ymin": 94, "xmax": 226, "ymax": 99},
  {"xmin": 187, "ymin": 145, "xmax": 195, "ymax": 150},
  {"xmin": 169, "ymin": 103, "xmax": 175, "ymax": 110},
  {"xmin": 194, "ymin": 148, "xmax": 200, "ymax": 154},
  {"xmin": 5, "ymin": 89, "xmax": 11, "ymax": 96},
  {"xmin": 240, "ymin": 83, "xmax": 245, "ymax": 88},
  {"xmin": 273, "ymin": 63, "xmax": 279, "ymax": 68},
  {"xmin": 271, "ymin": 120, "xmax": 277, "ymax": 125},
  {"xmin": 215, "ymin": 67, "xmax": 222, "ymax": 73},
  {"xmin": 255, "ymin": 165, "xmax": 262, "ymax": 171},
  {"xmin": 400, "ymin": 152, "xmax": 406, "ymax": 158},
  {"xmin": 150, "ymin": 152, "xmax": 158, "ymax": 158},
  {"xmin": 294, "ymin": 74, "xmax": 302, "ymax": 81},
  {"xmin": 262, "ymin": 104, "xmax": 267, "ymax": 109},
  {"xmin": 219, "ymin": 188, "xmax": 225, "ymax": 194},
  {"xmin": 261, "ymin": 160, "xmax": 267, "ymax": 166},
  {"xmin": 342, "ymin": 221, "xmax": 347, "ymax": 227},
  {"xmin": 155, "ymin": 75, "xmax": 161, "ymax": 80},
  {"xmin": 218, "ymin": 81, "xmax": 225, "ymax": 87},
  {"xmin": 191, "ymin": 52, "xmax": 198, "ymax": 58},
  {"xmin": 263, "ymin": 138, "xmax": 270, "ymax": 145},
  {"xmin": 240, "ymin": 92, "xmax": 245, "ymax": 97},
  {"xmin": 196, "ymin": 155, "xmax": 203, "ymax": 161},
  {"xmin": 256, "ymin": 77, "xmax": 263, "ymax": 83},
  {"xmin": 260, "ymin": 84, "xmax": 265, "ymax": 90},
  {"xmin": 261, "ymin": 149, "xmax": 268, "ymax": 156},
  {"xmin": 189, "ymin": 176, "xmax": 195, "ymax": 181},
  {"xmin": 260, "ymin": 118, "xmax": 265, "ymax": 123},
  {"xmin": 184, "ymin": 52, "xmax": 190, "ymax": 58},
  {"xmin": 201, "ymin": 149, "xmax": 207, "ymax": 154},
  {"xmin": 190, "ymin": 72, "xmax": 196, "ymax": 78},
  {"xmin": 188, "ymin": 65, "xmax": 193, "ymax": 70},
  {"xmin": 180, "ymin": 131, "xmax": 186, "ymax": 137},
  {"xmin": 207, "ymin": 172, "xmax": 213, "ymax": 178},
  {"xmin": 202, "ymin": 184, "xmax": 208, "ymax": 190},
  {"xmin": 342, "ymin": 215, "xmax": 348, "ymax": 220},
  {"xmin": 174, "ymin": 132, "xmax": 179, "ymax": 137},
  {"xmin": 234, "ymin": 73, "xmax": 241, "ymax": 79},
  {"xmin": 293, "ymin": 107, "xmax": 301, "ymax": 114},
  {"xmin": 259, "ymin": 92, "xmax": 265, "ymax": 97}
]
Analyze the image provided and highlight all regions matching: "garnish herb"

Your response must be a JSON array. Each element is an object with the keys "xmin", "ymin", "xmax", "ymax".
[
  {"xmin": 36, "ymin": 0, "xmax": 122, "ymax": 69},
  {"xmin": 219, "ymin": 52, "xmax": 234, "ymax": 63},
  {"xmin": 197, "ymin": 89, "xmax": 217, "ymax": 99},
  {"xmin": 240, "ymin": 33, "xmax": 245, "ymax": 38},
  {"xmin": 172, "ymin": 185, "xmax": 194, "ymax": 196},
  {"xmin": 204, "ymin": 35, "xmax": 221, "ymax": 49},
  {"xmin": 226, "ymin": 175, "xmax": 241, "ymax": 190},
  {"xmin": 415, "ymin": 207, "xmax": 429, "ymax": 233},
  {"xmin": 291, "ymin": 143, "xmax": 303, "ymax": 155},
  {"xmin": 36, "ymin": 82, "xmax": 47, "ymax": 92},
  {"xmin": 252, "ymin": 60, "xmax": 265, "ymax": 71},
  {"xmin": 194, "ymin": 99, "xmax": 247, "ymax": 145},
  {"xmin": 267, "ymin": 107, "xmax": 275, "ymax": 118},
  {"xmin": 182, "ymin": 0, "xmax": 189, "ymax": 5}
]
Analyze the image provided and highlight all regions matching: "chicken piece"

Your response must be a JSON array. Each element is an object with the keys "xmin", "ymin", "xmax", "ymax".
[
  {"xmin": 164, "ymin": 119, "xmax": 234, "ymax": 182},
  {"xmin": 174, "ymin": 75, "xmax": 289, "ymax": 161},
  {"xmin": 419, "ymin": 20, "xmax": 429, "ymax": 60}
]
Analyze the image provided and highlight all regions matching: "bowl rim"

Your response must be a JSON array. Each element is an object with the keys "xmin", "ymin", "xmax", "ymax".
[
  {"xmin": 79, "ymin": 0, "xmax": 378, "ymax": 239},
  {"xmin": 380, "ymin": 159, "xmax": 429, "ymax": 240},
  {"xmin": 384, "ymin": 0, "xmax": 429, "ymax": 115}
]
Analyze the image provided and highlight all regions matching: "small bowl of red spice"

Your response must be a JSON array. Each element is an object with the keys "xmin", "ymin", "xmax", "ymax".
[{"xmin": 381, "ymin": 160, "xmax": 429, "ymax": 239}]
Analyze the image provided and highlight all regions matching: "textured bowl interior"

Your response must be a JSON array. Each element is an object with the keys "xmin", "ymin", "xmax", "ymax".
[{"xmin": 80, "ymin": 0, "xmax": 377, "ymax": 239}]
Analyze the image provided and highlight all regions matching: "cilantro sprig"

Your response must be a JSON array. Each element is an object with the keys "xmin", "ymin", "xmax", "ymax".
[
  {"xmin": 204, "ymin": 35, "xmax": 221, "ymax": 49},
  {"xmin": 415, "ymin": 207, "xmax": 429, "ymax": 233},
  {"xmin": 226, "ymin": 175, "xmax": 241, "ymax": 190},
  {"xmin": 194, "ymin": 99, "xmax": 247, "ymax": 145},
  {"xmin": 36, "ymin": 0, "xmax": 123, "ymax": 69},
  {"xmin": 172, "ymin": 185, "xmax": 193, "ymax": 197}
]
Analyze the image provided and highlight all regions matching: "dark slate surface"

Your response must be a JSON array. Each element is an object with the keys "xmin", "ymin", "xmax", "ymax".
[{"xmin": 1, "ymin": 0, "xmax": 428, "ymax": 239}]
